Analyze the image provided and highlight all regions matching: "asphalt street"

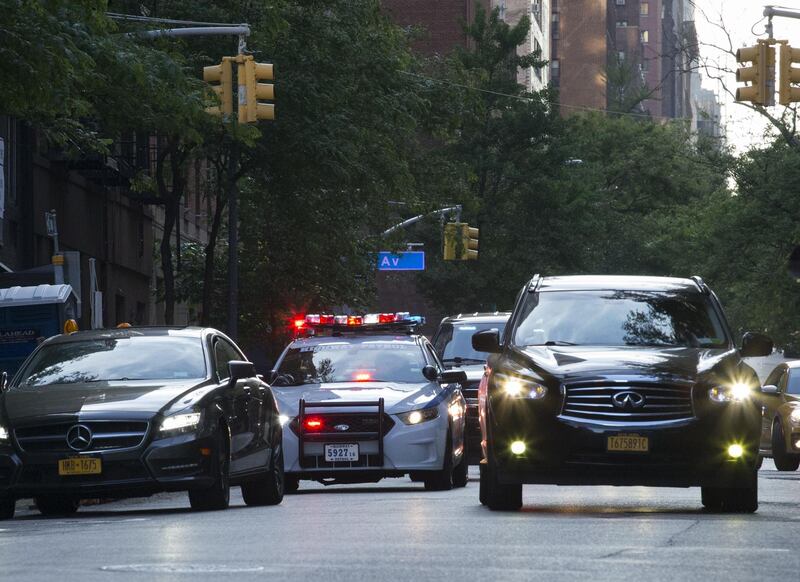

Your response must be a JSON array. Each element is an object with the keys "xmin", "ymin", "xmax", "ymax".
[{"xmin": 1, "ymin": 460, "xmax": 797, "ymax": 582}]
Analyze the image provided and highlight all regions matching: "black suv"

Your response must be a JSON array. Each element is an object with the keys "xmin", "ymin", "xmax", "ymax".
[
  {"xmin": 433, "ymin": 313, "xmax": 510, "ymax": 462},
  {"xmin": 472, "ymin": 275, "xmax": 773, "ymax": 513}
]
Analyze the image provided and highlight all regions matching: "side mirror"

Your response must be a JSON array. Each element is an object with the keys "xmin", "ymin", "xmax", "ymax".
[
  {"xmin": 440, "ymin": 370, "xmax": 467, "ymax": 384},
  {"xmin": 472, "ymin": 329, "xmax": 501, "ymax": 354},
  {"xmin": 0, "ymin": 371, "xmax": 6, "ymax": 393},
  {"xmin": 760, "ymin": 384, "xmax": 780, "ymax": 395},
  {"xmin": 740, "ymin": 332, "xmax": 774, "ymax": 358},
  {"xmin": 422, "ymin": 365, "xmax": 439, "ymax": 382},
  {"xmin": 228, "ymin": 360, "xmax": 257, "ymax": 382}
]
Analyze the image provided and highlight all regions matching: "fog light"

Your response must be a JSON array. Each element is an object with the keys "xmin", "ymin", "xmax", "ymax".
[
  {"xmin": 727, "ymin": 444, "xmax": 744, "ymax": 459},
  {"xmin": 794, "ymin": 439, "xmax": 800, "ymax": 449},
  {"xmin": 510, "ymin": 440, "xmax": 526, "ymax": 455}
]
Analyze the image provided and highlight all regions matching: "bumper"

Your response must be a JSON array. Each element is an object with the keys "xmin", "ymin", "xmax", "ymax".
[
  {"xmin": 0, "ymin": 432, "xmax": 217, "ymax": 500},
  {"xmin": 283, "ymin": 416, "xmax": 448, "ymax": 479}
]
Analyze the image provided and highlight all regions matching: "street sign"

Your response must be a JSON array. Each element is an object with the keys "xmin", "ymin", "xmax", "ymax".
[{"xmin": 377, "ymin": 251, "xmax": 425, "ymax": 271}]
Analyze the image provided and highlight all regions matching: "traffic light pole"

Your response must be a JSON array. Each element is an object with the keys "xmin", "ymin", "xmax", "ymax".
[
  {"xmin": 227, "ymin": 131, "xmax": 240, "ymax": 340},
  {"xmin": 381, "ymin": 205, "xmax": 462, "ymax": 237}
]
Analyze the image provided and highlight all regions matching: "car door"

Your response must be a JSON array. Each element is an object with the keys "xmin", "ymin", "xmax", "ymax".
[
  {"xmin": 761, "ymin": 366, "xmax": 787, "ymax": 449},
  {"xmin": 786, "ymin": 368, "xmax": 800, "ymax": 403},
  {"xmin": 424, "ymin": 340, "xmax": 466, "ymax": 456}
]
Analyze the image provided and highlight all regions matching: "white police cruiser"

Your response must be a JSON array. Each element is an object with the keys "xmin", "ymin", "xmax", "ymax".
[{"xmin": 268, "ymin": 313, "xmax": 468, "ymax": 492}]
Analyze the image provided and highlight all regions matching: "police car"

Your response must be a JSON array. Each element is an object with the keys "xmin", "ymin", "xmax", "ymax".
[{"xmin": 268, "ymin": 313, "xmax": 468, "ymax": 492}]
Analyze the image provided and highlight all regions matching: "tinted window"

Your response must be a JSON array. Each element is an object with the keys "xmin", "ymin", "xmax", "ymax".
[
  {"xmin": 215, "ymin": 339, "xmax": 241, "ymax": 381},
  {"xmin": 434, "ymin": 321, "xmax": 507, "ymax": 364},
  {"xmin": 787, "ymin": 370, "xmax": 800, "ymax": 395},
  {"xmin": 16, "ymin": 336, "xmax": 207, "ymax": 387},
  {"xmin": 276, "ymin": 341, "xmax": 425, "ymax": 385},
  {"xmin": 513, "ymin": 291, "xmax": 728, "ymax": 348}
]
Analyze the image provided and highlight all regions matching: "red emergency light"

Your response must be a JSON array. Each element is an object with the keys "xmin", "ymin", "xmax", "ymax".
[{"xmin": 303, "ymin": 417, "xmax": 324, "ymax": 431}]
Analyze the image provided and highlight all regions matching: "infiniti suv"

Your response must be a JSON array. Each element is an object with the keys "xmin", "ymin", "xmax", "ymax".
[{"xmin": 473, "ymin": 275, "xmax": 773, "ymax": 513}]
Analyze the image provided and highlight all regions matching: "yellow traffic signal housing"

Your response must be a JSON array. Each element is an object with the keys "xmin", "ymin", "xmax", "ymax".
[
  {"xmin": 238, "ymin": 56, "xmax": 276, "ymax": 124},
  {"xmin": 203, "ymin": 58, "xmax": 233, "ymax": 117},
  {"xmin": 735, "ymin": 42, "xmax": 775, "ymax": 105},
  {"xmin": 443, "ymin": 223, "xmax": 479, "ymax": 260},
  {"xmin": 779, "ymin": 44, "xmax": 800, "ymax": 105}
]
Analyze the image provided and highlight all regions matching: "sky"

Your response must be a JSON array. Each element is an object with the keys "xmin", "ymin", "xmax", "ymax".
[{"xmin": 694, "ymin": 0, "xmax": 800, "ymax": 151}]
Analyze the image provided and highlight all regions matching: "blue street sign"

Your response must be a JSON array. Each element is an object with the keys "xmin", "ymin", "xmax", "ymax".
[{"xmin": 377, "ymin": 251, "xmax": 425, "ymax": 271}]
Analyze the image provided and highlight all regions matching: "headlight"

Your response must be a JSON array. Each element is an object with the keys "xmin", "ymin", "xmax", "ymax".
[
  {"xmin": 279, "ymin": 414, "xmax": 291, "ymax": 426},
  {"xmin": 0, "ymin": 425, "xmax": 8, "ymax": 443},
  {"xmin": 159, "ymin": 412, "xmax": 202, "ymax": 434},
  {"xmin": 790, "ymin": 408, "xmax": 800, "ymax": 425},
  {"xmin": 495, "ymin": 373, "xmax": 547, "ymax": 400},
  {"xmin": 708, "ymin": 382, "xmax": 753, "ymax": 403},
  {"xmin": 398, "ymin": 408, "xmax": 439, "ymax": 425}
]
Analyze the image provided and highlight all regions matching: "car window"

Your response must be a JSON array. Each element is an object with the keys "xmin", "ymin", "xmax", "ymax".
[
  {"xmin": 436, "ymin": 321, "xmax": 507, "ymax": 364},
  {"xmin": 276, "ymin": 341, "xmax": 426, "ymax": 385},
  {"xmin": 15, "ymin": 336, "xmax": 207, "ymax": 386},
  {"xmin": 513, "ymin": 290, "xmax": 728, "ymax": 348},
  {"xmin": 786, "ymin": 370, "xmax": 800, "ymax": 395},
  {"xmin": 214, "ymin": 339, "xmax": 241, "ymax": 381},
  {"xmin": 765, "ymin": 367, "xmax": 784, "ymax": 387}
]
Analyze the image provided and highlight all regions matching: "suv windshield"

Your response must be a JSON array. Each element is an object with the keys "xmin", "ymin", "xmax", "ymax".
[
  {"xmin": 513, "ymin": 290, "xmax": 728, "ymax": 349},
  {"xmin": 15, "ymin": 336, "xmax": 207, "ymax": 387},
  {"xmin": 434, "ymin": 321, "xmax": 507, "ymax": 364},
  {"xmin": 276, "ymin": 341, "xmax": 426, "ymax": 385}
]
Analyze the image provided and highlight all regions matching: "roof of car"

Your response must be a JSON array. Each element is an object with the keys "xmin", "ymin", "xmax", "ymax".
[
  {"xmin": 289, "ymin": 334, "xmax": 421, "ymax": 348},
  {"xmin": 440, "ymin": 312, "xmax": 511, "ymax": 324},
  {"xmin": 44, "ymin": 326, "xmax": 210, "ymax": 345},
  {"xmin": 538, "ymin": 275, "xmax": 703, "ymax": 293},
  {"xmin": 784, "ymin": 360, "xmax": 800, "ymax": 369}
]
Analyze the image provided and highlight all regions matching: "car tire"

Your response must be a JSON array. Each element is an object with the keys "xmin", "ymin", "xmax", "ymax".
[
  {"xmin": 284, "ymin": 474, "xmax": 300, "ymax": 494},
  {"xmin": 755, "ymin": 455, "xmax": 763, "ymax": 470},
  {"xmin": 34, "ymin": 495, "xmax": 79, "ymax": 517},
  {"xmin": 452, "ymin": 446, "xmax": 469, "ymax": 488},
  {"xmin": 772, "ymin": 420, "xmax": 800, "ymax": 472},
  {"xmin": 241, "ymin": 446, "xmax": 285, "ymax": 506},
  {"xmin": 189, "ymin": 425, "xmax": 231, "ymax": 511},
  {"xmin": 424, "ymin": 430, "xmax": 454, "ymax": 491},
  {"xmin": 478, "ymin": 464, "xmax": 487, "ymax": 505},
  {"xmin": 701, "ymin": 469, "xmax": 758, "ymax": 513},
  {"xmin": 0, "ymin": 497, "xmax": 15, "ymax": 520},
  {"xmin": 484, "ymin": 462, "xmax": 522, "ymax": 511}
]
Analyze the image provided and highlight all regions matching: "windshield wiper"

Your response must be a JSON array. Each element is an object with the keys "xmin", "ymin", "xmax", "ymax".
[
  {"xmin": 442, "ymin": 357, "xmax": 485, "ymax": 365},
  {"xmin": 85, "ymin": 377, "xmax": 132, "ymax": 382},
  {"xmin": 528, "ymin": 341, "xmax": 579, "ymax": 346}
]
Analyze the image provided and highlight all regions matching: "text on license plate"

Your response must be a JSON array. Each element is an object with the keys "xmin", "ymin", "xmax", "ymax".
[
  {"xmin": 324, "ymin": 444, "xmax": 359, "ymax": 462},
  {"xmin": 607, "ymin": 435, "xmax": 649, "ymax": 453},
  {"xmin": 58, "ymin": 457, "xmax": 102, "ymax": 476}
]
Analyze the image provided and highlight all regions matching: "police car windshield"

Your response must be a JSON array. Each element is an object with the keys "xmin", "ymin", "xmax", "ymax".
[
  {"xmin": 435, "ymin": 321, "xmax": 507, "ymax": 364},
  {"xmin": 15, "ymin": 337, "xmax": 207, "ymax": 387},
  {"xmin": 276, "ymin": 342, "xmax": 426, "ymax": 385},
  {"xmin": 513, "ymin": 290, "xmax": 729, "ymax": 348}
]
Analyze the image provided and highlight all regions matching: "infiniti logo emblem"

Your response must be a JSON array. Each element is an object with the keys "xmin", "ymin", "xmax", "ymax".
[
  {"xmin": 333, "ymin": 424, "xmax": 350, "ymax": 432},
  {"xmin": 66, "ymin": 424, "xmax": 93, "ymax": 451},
  {"xmin": 611, "ymin": 391, "xmax": 646, "ymax": 410}
]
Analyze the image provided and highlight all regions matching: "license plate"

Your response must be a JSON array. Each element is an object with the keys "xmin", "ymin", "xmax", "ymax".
[
  {"xmin": 607, "ymin": 434, "xmax": 649, "ymax": 453},
  {"xmin": 324, "ymin": 444, "xmax": 359, "ymax": 462},
  {"xmin": 58, "ymin": 457, "xmax": 102, "ymax": 476}
]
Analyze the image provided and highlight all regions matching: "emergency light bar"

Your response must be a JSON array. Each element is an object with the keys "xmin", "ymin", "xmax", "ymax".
[{"xmin": 294, "ymin": 312, "xmax": 425, "ymax": 335}]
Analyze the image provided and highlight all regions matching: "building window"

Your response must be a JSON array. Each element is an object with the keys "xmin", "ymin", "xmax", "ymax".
[
  {"xmin": 616, "ymin": 20, "xmax": 628, "ymax": 27},
  {"xmin": 615, "ymin": 0, "xmax": 625, "ymax": 5},
  {"xmin": 552, "ymin": 11, "xmax": 559, "ymax": 23},
  {"xmin": 640, "ymin": 2, "xmax": 649, "ymax": 16},
  {"xmin": 532, "ymin": 0, "xmax": 543, "ymax": 28},
  {"xmin": 618, "ymin": 51, "xmax": 626, "ymax": 61},
  {"xmin": 641, "ymin": 30, "xmax": 649, "ymax": 43}
]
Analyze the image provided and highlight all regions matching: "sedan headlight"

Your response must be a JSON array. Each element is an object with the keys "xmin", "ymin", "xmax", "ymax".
[
  {"xmin": 495, "ymin": 373, "xmax": 547, "ymax": 400},
  {"xmin": 159, "ymin": 412, "xmax": 202, "ymax": 434},
  {"xmin": 708, "ymin": 382, "xmax": 753, "ymax": 403},
  {"xmin": 0, "ymin": 425, "xmax": 8, "ymax": 443},
  {"xmin": 398, "ymin": 408, "xmax": 439, "ymax": 425},
  {"xmin": 790, "ymin": 408, "xmax": 800, "ymax": 425}
]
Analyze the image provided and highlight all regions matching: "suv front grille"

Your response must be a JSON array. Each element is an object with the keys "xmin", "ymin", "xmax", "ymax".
[
  {"xmin": 561, "ymin": 383, "xmax": 694, "ymax": 424},
  {"xmin": 14, "ymin": 421, "xmax": 149, "ymax": 453}
]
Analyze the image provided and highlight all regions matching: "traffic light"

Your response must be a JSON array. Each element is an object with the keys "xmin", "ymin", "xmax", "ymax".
[
  {"xmin": 238, "ymin": 55, "xmax": 275, "ymax": 124},
  {"xmin": 735, "ymin": 41, "xmax": 775, "ymax": 105},
  {"xmin": 779, "ymin": 44, "xmax": 800, "ymax": 105},
  {"xmin": 203, "ymin": 58, "xmax": 233, "ymax": 117},
  {"xmin": 443, "ymin": 223, "xmax": 479, "ymax": 260}
]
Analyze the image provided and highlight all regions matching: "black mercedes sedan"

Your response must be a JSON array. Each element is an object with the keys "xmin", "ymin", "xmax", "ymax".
[
  {"xmin": 0, "ymin": 327, "xmax": 284, "ymax": 519},
  {"xmin": 473, "ymin": 275, "xmax": 773, "ymax": 513}
]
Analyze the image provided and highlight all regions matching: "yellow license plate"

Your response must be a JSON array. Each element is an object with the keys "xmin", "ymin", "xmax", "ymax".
[
  {"xmin": 58, "ymin": 457, "xmax": 102, "ymax": 476},
  {"xmin": 607, "ymin": 435, "xmax": 649, "ymax": 453}
]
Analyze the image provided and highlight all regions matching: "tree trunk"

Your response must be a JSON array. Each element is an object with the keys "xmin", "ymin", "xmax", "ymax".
[
  {"xmin": 161, "ymin": 203, "xmax": 176, "ymax": 325},
  {"xmin": 201, "ymin": 190, "xmax": 226, "ymax": 325}
]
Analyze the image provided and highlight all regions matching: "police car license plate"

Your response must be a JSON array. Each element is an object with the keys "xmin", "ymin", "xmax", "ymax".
[
  {"xmin": 324, "ymin": 444, "xmax": 359, "ymax": 462},
  {"xmin": 58, "ymin": 457, "xmax": 102, "ymax": 476},
  {"xmin": 607, "ymin": 435, "xmax": 649, "ymax": 453}
]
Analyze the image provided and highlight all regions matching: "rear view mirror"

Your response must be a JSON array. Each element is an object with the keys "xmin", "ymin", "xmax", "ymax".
[
  {"xmin": 760, "ymin": 384, "xmax": 780, "ymax": 395},
  {"xmin": 440, "ymin": 370, "xmax": 467, "ymax": 384},
  {"xmin": 472, "ymin": 329, "xmax": 501, "ymax": 354},
  {"xmin": 740, "ymin": 332, "xmax": 773, "ymax": 358},
  {"xmin": 229, "ymin": 360, "xmax": 256, "ymax": 381}
]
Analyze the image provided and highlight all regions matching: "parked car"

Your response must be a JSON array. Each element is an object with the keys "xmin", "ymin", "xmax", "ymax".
[
  {"xmin": 0, "ymin": 326, "xmax": 283, "ymax": 520},
  {"xmin": 759, "ymin": 361, "xmax": 800, "ymax": 471}
]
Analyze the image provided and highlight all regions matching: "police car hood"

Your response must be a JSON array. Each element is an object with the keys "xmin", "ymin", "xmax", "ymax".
[{"xmin": 271, "ymin": 381, "xmax": 447, "ymax": 416}]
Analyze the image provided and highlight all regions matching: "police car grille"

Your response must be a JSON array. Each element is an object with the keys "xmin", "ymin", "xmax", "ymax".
[
  {"xmin": 295, "ymin": 413, "xmax": 395, "ymax": 437},
  {"xmin": 304, "ymin": 454, "xmax": 384, "ymax": 469},
  {"xmin": 561, "ymin": 383, "xmax": 694, "ymax": 423},
  {"xmin": 14, "ymin": 421, "xmax": 149, "ymax": 453}
]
